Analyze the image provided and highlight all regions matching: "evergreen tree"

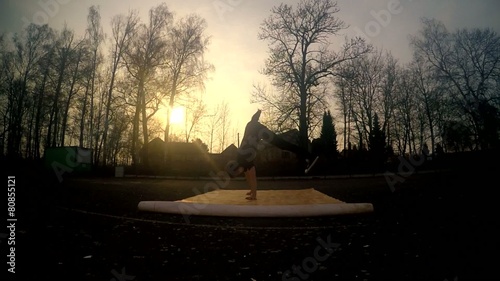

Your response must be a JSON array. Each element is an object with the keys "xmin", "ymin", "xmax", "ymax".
[
  {"xmin": 369, "ymin": 114, "xmax": 387, "ymax": 167},
  {"xmin": 319, "ymin": 110, "xmax": 338, "ymax": 158}
]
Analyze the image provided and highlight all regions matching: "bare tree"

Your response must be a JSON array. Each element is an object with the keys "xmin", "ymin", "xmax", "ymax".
[
  {"xmin": 0, "ymin": 33, "xmax": 9, "ymax": 155},
  {"xmin": 106, "ymin": 108, "xmax": 130, "ymax": 165},
  {"xmin": 6, "ymin": 24, "xmax": 52, "ymax": 157},
  {"xmin": 0, "ymin": 33, "xmax": 17, "ymax": 156},
  {"xmin": 163, "ymin": 14, "xmax": 213, "ymax": 143},
  {"xmin": 78, "ymin": 5, "xmax": 104, "ymax": 160},
  {"xmin": 31, "ymin": 30, "xmax": 55, "ymax": 159},
  {"xmin": 101, "ymin": 10, "xmax": 139, "ymax": 166},
  {"xmin": 410, "ymin": 18, "xmax": 500, "ymax": 150},
  {"xmin": 332, "ymin": 50, "xmax": 398, "ymax": 154},
  {"xmin": 251, "ymin": 83, "xmax": 299, "ymax": 133},
  {"xmin": 183, "ymin": 94, "xmax": 206, "ymax": 142},
  {"xmin": 217, "ymin": 101, "xmax": 231, "ymax": 152},
  {"xmin": 60, "ymin": 38, "xmax": 85, "ymax": 146},
  {"xmin": 0, "ymin": 4, "xmax": 215, "ymax": 164},
  {"xmin": 123, "ymin": 3, "xmax": 172, "ymax": 166},
  {"xmin": 343, "ymin": 50, "xmax": 385, "ymax": 150},
  {"xmin": 332, "ymin": 63, "xmax": 355, "ymax": 153},
  {"xmin": 46, "ymin": 25, "xmax": 78, "ymax": 149},
  {"xmin": 205, "ymin": 105, "xmax": 221, "ymax": 153},
  {"xmin": 88, "ymin": 6, "xmax": 105, "ymax": 163},
  {"xmin": 392, "ymin": 66, "xmax": 419, "ymax": 155},
  {"xmin": 409, "ymin": 56, "xmax": 448, "ymax": 154},
  {"xmin": 379, "ymin": 53, "xmax": 398, "ymax": 148},
  {"xmin": 257, "ymin": 0, "xmax": 372, "ymax": 158}
]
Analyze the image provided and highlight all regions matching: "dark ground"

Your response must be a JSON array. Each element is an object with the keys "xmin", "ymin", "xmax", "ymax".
[{"xmin": 3, "ymin": 160, "xmax": 500, "ymax": 281}]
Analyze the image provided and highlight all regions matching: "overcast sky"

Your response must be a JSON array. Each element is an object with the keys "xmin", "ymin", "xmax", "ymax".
[{"xmin": 1, "ymin": 0, "xmax": 499, "ymax": 143}]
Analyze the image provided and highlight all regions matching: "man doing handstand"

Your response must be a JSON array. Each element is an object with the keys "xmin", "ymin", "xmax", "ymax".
[{"xmin": 226, "ymin": 109, "xmax": 314, "ymax": 200}]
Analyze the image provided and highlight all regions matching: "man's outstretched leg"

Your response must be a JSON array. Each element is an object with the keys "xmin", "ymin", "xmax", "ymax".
[
  {"xmin": 244, "ymin": 166, "xmax": 257, "ymax": 200},
  {"xmin": 266, "ymin": 130, "xmax": 315, "ymax": 172}
]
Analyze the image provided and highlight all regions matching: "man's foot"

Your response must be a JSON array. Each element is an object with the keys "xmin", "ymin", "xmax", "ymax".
[{"xmin": 246, "ymin": 191, "xmax": 256, "ymax": 200}]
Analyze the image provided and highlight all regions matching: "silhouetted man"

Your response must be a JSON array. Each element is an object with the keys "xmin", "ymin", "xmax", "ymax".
[{"xmin": 226, "ymin": 109, "xmax": 315, "ymax": 200}]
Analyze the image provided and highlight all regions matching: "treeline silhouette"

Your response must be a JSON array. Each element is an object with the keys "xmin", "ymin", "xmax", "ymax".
[
  {"xmin": 0, "ymin": 3, "xmax": 212, "ymax": 169},
  {"xmin": 253, "ymin": 1, "xmax": 499, "ymax": 176},
  {"xmin": 1, "ymin": 1, "xmax": 499, "ymax": 177}
]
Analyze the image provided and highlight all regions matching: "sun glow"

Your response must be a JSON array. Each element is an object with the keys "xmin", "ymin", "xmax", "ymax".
[{"xmin": 170, "ymin": 106, "xmax": 185, "ymax": 125}]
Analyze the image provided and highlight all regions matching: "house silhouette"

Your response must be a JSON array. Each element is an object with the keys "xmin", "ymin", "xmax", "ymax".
[
  {"xmin": 139, "ymin": 137, "xmax": 211, "ymax": 174},
  {"xmin": 139, "ymin": 130, "xmax": 304, "ymax": 176}
]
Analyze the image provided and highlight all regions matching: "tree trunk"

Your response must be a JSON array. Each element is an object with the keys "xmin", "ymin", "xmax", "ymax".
[
  {"xmin": 79, "ymin": 84, "xmax": 89, "ymax": 148},
  {"xmin": 34, "ymin": 65, "xmax": 49, "ymax": 159},
  {"xmin": 140, "ymin": 78, "xmax": 149, "ymax": 167},
  {"xmin": 164, "ymin": 77, "xmax": 177, "ymax": 143},
  {"xmin": 102, "ymin": 47, "xmax": 120, "ymax": 166},
  {"xmin": 299, "ymin": 85, "xmax": 309, "ymax": 166},
  {"xmin": 131, "ymin": 78, "xmax": 143, "ymax": 166},
  {"xmin": 61, "ymin": 51, "xmax": 81, "ymax": 146},
  {"xmin": 48, "ymin": 53, "xmax": 67, "ymax": 148},
  {"xmin": 89, "ymin": 62, "xmax": 96, "ymax": 152}
]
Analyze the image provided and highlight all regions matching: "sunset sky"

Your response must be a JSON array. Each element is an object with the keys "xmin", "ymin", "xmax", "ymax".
[{"xmin": 1, "ymin": 0, "xmax": 499, "ymax": 147}]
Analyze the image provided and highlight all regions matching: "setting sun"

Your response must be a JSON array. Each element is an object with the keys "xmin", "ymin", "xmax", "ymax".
[{"xmin": 170, "ymin": 106, "xmax": 185, "ymax": 125}]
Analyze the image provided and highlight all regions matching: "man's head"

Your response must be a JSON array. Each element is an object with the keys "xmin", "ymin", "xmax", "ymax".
[{"xmin": 251, "ymin": 109, "xmax": 261, "ymax": 122}]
